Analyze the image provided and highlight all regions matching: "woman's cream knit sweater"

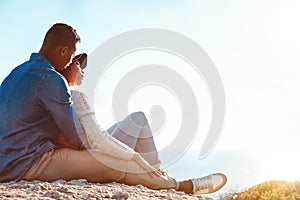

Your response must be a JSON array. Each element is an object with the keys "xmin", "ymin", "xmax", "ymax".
[{"xmin": 71, "ymin": 90, "xmax": 134, "ymax": 160}]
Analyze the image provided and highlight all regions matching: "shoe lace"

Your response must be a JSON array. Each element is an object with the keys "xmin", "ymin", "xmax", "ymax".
[{"xmin": 196, "ymin": 175, "xmax": 213, "ymax": 190}]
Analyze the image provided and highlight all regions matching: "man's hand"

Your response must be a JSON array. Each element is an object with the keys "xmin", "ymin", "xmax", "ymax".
[{"xmin": 51, "ymin": 132, "xmax": 70, "ymax": 148}]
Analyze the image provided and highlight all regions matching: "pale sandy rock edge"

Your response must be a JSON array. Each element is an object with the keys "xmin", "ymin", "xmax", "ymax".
[{"xmin": 0, "ymin": 179, "xmax": 214, "ymax": 200}]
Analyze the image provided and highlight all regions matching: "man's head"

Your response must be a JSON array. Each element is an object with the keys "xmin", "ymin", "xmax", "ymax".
[{"xmin": 39, "ymin": 23, "xmax": 81, "ymax": 71}]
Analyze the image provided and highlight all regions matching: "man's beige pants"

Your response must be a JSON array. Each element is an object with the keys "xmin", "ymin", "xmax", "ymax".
[{"xmin": 23, "ymin": 148, "xmax": 177, "ymax": 190}]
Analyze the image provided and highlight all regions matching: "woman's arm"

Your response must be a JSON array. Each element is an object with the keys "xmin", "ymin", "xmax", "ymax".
[{"xmin": 71, "ymin": 90, "xmax": 135, "ymax": 160}]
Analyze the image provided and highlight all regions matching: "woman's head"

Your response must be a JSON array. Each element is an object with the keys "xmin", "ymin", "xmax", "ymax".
[{"xmin": 61, "ymin": 53, "xmax": 87, "ymax": 86}]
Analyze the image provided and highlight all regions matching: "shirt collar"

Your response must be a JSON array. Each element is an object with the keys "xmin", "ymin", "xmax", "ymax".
[{"xmin": 30, "ymin": 53, "xmax": 51, "ymax": 63}]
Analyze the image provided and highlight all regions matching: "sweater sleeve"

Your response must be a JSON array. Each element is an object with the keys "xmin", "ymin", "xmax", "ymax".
[{"xmin": 71, "ymin": 90, "xmax": 135, "ymax": 160}]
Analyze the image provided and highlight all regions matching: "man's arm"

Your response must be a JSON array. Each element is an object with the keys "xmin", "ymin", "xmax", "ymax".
[{"xmin": 38, "ymin": 74, "xmax": 88, "ymax": 149}]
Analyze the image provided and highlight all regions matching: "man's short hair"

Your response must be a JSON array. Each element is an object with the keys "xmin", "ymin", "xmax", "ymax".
[{"xmin": 42, "ymin": 23, "xmax": 81, "ymax": 48}]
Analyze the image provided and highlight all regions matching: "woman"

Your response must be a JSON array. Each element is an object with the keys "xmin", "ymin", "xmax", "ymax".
[
  {"xmin": 61, "ymin": 53, "xmax": 161, "ymax": 174},
  {"xmin": 59, "ymin": 53, "xmax": 227, "ymax": 194}
]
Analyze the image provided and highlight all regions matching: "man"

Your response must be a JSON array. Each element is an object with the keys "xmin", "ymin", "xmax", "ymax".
[
  {"xmin": 0, "ymin": 23, "xmax": 88, "ymax": 182},
  {"xmin": 0, "ymin": 23, "xmax": 226, "ymax": 194}
]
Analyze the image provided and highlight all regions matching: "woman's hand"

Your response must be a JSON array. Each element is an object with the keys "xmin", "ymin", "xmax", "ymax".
[{"xmin": 132, "ymin": 152, "xmax": 162, "ymax": 178}]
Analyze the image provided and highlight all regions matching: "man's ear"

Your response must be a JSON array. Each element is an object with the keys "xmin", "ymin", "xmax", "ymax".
[{"xmin": 59, "ymin": 46, "xmax": 69, "ymax": 56}]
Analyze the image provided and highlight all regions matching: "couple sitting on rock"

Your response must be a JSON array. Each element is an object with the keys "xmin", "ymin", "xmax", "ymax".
[{"xmin": 0, "ymin": 23, "xmax": 226, "ymax": 195}]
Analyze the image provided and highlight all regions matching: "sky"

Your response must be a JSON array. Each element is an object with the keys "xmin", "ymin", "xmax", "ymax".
[{"xmin": 1, "ymin": 0, "xmax": 299, "ymax": 176}]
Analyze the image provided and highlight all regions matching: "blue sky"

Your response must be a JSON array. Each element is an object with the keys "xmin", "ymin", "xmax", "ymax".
[{"xmin": 1, "ymin": 1, "xmax": 299, "ymax": 158}]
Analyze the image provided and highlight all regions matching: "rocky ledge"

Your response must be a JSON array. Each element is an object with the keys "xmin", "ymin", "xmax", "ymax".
[{"xmin": 0, "ymin": 179, "xmax": 213, "ymax": 200}]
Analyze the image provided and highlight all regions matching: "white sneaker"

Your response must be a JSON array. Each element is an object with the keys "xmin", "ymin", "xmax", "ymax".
[{"xmin": 191, "ymin": 173, "xmax": 227, "ymax": 194}]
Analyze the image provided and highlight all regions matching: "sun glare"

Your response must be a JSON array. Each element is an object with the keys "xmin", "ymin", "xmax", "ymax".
[
  {"xmin": 265, "ymin": 1, "xmax": 300, "ymax": 52},
  {"xmin": 259, "ymin": 148, "xmax": 300, "ymax": 182}
]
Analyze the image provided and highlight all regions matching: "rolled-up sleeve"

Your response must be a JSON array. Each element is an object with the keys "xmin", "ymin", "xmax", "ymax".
[{"xmin": 37, "ymin": 74, "xmax": 88, "ymax": 149}]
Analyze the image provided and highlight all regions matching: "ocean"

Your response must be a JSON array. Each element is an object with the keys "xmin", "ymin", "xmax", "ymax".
[{"xmin": 161, "ymin": 149, "xmax": 300, "ymax": 198}]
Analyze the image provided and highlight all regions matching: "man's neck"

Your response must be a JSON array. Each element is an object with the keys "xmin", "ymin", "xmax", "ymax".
[{"xmin": 39, "ymin": 48, "xmax": 60, "ymax": 71}]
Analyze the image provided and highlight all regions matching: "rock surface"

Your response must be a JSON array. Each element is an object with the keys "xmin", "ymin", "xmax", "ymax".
[{"xmin": 0, "ymin": 179, "xmax": 213, "ymax": 200}]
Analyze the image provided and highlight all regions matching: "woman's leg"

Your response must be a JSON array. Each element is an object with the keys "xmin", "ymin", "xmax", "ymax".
[{"xmin": 106, "ymin": 112, "xmax": 161, "ymax": 169}]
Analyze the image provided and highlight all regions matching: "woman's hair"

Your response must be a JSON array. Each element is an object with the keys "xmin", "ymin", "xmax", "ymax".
[{"xmin": 60, "ymin": 62, "xmax": 79, "ymax": 86}]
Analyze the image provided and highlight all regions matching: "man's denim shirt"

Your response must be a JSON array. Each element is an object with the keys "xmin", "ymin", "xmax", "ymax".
[{"xmin": 0, "ymin": 53, "xmax": 86, "ymax": 182}]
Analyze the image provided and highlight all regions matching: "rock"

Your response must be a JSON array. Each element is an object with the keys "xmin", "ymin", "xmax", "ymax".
[
  {"xmin": 0, "ymin": 180, "xmax": 214, "ymax": 200},
  {"xmin": 44, "ymin": 190, "xmax": 62, "ymax": 198},
  {"xmin": 104, "ymin": 193, "xmax": 112, "ymax": 198},
  {"xmin": 112, "ymin": 190, "xmax": 129, "ymax": 199},
  {"xmin": 135, "ymin": 184, "xmax": 145, "ymax": 189},
  {"xmin": 68, "ymin": 179, "xmax": 88, "ymax": 186},
  {"xmin": 52, "ymin": 179, "xmax": 67, "ymax": 184},
  {"xmin": 31, "ymin": 185, "xmax": 41, "ymax": 191},
  {"xmin": 1, "ymin": 181, "xmax": 16, "ymax": 186}
]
